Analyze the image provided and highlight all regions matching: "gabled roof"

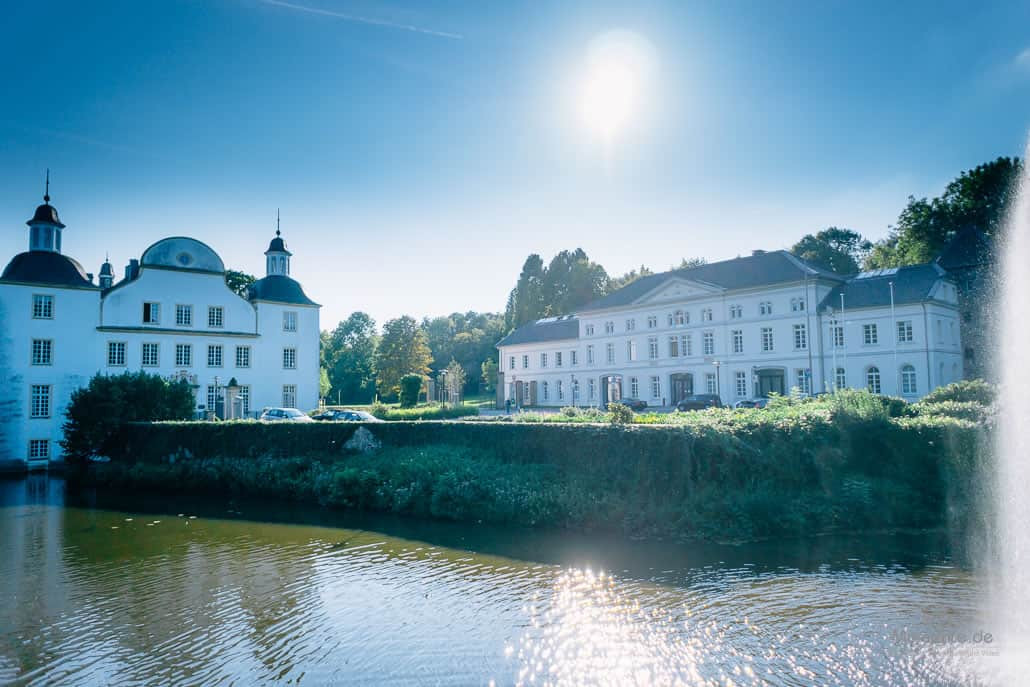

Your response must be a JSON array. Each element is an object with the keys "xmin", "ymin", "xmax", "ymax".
[
  {"xmin": 496, "ymin": 316, "xmax": 579, "ymax": 347},
  {"xmin": 819, "ymin": 263, "xmax": 945, "ymax": 311},
  {"xmin": 0, "ymin": 251, "xmax": 96, "ymax": 289},
  {"xmin": 579, "ymin": 250, "xmax": 842, "ymax": 312}
]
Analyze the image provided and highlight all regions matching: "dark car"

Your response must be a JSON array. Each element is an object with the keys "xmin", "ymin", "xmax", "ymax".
[
  {"xmin": 616, "ymin": 398, "xmax": 648, "ymax": 411},
  {"xmin": 734, "ymin": 398, "xmax": 770, "ymax": 409},
  {"xmin": 676, "ymin": 394, "xmax": 723, "ymax": 411},
  {"xmin": 312, "ymin": 409, "xmax": 383, "ymax": 422}
]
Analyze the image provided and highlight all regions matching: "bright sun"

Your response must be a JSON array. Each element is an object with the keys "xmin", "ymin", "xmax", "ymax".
[{"xmin": 578, "ymin": 31, "xmax": 657, "ymax": 141}]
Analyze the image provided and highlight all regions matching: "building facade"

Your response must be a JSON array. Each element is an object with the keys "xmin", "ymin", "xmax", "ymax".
[
  {"xmin": 496, "ymin": 250, "xmax": 963, "ymax": 408},
  {"xmin": 0, "ymin": 192, "xmax": 320, "ymax": 469}
]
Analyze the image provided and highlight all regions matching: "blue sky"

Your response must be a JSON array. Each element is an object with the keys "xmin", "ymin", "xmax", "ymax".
[{"xmin": 2, "ymin": 0, "xmax": 1029, "ymax": 329}]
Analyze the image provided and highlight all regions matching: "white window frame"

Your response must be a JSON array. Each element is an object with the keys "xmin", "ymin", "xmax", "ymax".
[
  {"xmin": 867, "ymin": 366, "xmax": 881, "ymax": 394},
  {"xmin": 29, "ymin": 439, "xmax": 50, "ymax": 460},
  {"xmin": 761, "ymin": 327, "xmax": 774, "ymax": 352},
  {"xmin": 901, "ymin": 365, "xmax": 917, "ymax": 395},
  {"xmin": 142, "ymin": 342, "xmax": 160, "ymax": 367},
  {"xmin": 648, "ymin": 337, "xmax": 659, "ymax": 360},
  {"xmin": 650, "ymin": 375, "xmax": 661, "ymax": 399},
  {"xmin": 555, "ymin": 351, "xmax": 563, "ymax": 368},
  {"xmin": 175, "ymin": 304, "xmax": 193, "ymax": 327},
  {"xmin": 107, "ymin": 341, "xmax": 127, "ymax": 367},
  {"xmin": 863, "ymin": 324, "xmax": 878, "ymax": 345},
  {"xmin": 540, "ymin": 352, "xmax": 548, "ymax": 368},
  {"xmin": 732, "ymin": 330, "xmax": 743, "ymax": 354},
  {"xmin": 606, "ymin": 343, "xmax": 615, "ymax": 364},
  {"xmin": 702, "ymin": 331, "xmax": 715, "ymax": 356},
  {"xmin": 175, "ymin": 343, "xmax": 192, "ymax": 367},
  {"xmin": 796, "ymin": 368, "xmax": 811, "ymax": 395},
  {"xmin": 143, "ymin": 302, "xmax": 161, "ymax": 324},
  {"xmin": 235, "ymin": 345, "xmax": 251, "ymax": 368},
  {"xmin": 31, "ymin": 339, "xmax": 53, "ymax": 366},
  {"xmin": 897, "ymin": 320, "xmax": 913, "ymax": 343},
  {"xmin": 30, "ymin": 384, "xmax": 51, "ymax": 418},
  {"xmin": 735, "ymin": 371, "xmax": 747, "ymax": 397},
  {"xmin": 793, "ymin": 324, "xmax": 808, "ymax": 350},
  {"xmin": 282, "ymin": 384, "xmax": 297, "ymax": 408},
  {"xmin": 208, "ymin": 306, "xmax": 224, "ymax": 329},
  {"xmin": 207, "ymin": 344, "xmax": 223, "ymax": 368},
  {"xmin": 835, "ymin": 367, "xmax": 847, "ymax": 390},
  {"xmin": 283, "ymin": 347, "xmax": 297, "ymax": 369},
  {"xmin": 283, "ymin": 311, "xmax": 298, "ymax": 332},
  {"xmin": 32, "ymin": 294, "xmax": 54, "ymax": 319},
  {"xmin": 630, "ymin": 377, "xmax": 639, "ymax": 397}
]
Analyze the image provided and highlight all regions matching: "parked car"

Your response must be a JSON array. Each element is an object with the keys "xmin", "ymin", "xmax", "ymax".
[
  {"xmin": 675, "ymin": 394, "xmax": 723, "ymax": 411},
  {"xmin": 259, "ymin": 407, "xmax": 314, "ymax": 423},
  {"xmin": 312, "ymin": 409, "xmax": 383, "ymax": 422},
  {"xmin": 616, "ymin": 398, "xmax": 648, "ymax": 411},
  {"xmin": 734, "ymin": 398, "xmax": 770, "ymax": 409}
]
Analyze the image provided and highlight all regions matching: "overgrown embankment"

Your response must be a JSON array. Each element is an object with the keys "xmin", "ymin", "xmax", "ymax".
[{"xmin": 81, "ymin": 387, "xmax": 990, "ymax": 542}]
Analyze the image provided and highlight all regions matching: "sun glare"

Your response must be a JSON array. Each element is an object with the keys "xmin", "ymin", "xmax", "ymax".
[{"xmin": 578, "ymin": 30, "xmax": 657, "ymax": 142}]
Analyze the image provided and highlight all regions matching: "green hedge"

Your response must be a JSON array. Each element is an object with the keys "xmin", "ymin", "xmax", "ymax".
[{"xmin": 88, "ymin": 406, "xmax": 986, "ymax": 542}]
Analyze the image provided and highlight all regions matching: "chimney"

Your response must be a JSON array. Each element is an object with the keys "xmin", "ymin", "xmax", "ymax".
[{"xmin": 752, "ymin": 249, "xmax": 766, "ymax": 256}]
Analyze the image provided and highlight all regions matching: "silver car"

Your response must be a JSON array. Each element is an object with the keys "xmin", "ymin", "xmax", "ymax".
[{"xmin": 259, "ymin": 407, "xmax": 314, "ymax": 423}]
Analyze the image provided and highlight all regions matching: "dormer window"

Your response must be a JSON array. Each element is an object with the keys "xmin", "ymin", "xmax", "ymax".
[
  {"xmin": 759, "ymin": 301, "xmax": 773, "ymax": 316},
  {"xmin": 701, "ymin": 308, "xmax": 713, "ymax": 322},
  {"xmin": 791, "ymin": 298, "xmax": 806, "ymax": 312}
]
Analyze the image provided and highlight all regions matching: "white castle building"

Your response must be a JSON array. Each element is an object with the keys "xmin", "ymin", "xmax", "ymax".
[
  {"xmin": 496, "ymin": 250, "xmax": 963, "ymax": 408},
  {"xmin": 0, "ymin": 189, "xmax": 320, "ymax": 469}
]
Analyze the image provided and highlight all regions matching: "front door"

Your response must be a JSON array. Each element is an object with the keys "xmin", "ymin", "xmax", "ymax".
[
  {"xmin": 601, "ymin": 375, "xmax": 623, "ymax": 406},
  {"xmin": 670, "ymin": 373, "xmax": 694, "ymax": 404},
  {"xmin": 756, "ymin": 369, "xmax": 786, "ymax": 397}
]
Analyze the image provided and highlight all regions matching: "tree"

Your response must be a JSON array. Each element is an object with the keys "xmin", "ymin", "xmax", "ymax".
[
  {"xmin": 225, "ymin": 269, "xmax": 256, "ymax": 298},
  {"xmin": 398, "ymin": 373, "xmax": 423, "ymax": 408},
  {"xmin": 674, "ymin": 257, "xmax": 707, "ymax": 270},
  {"xmin": 866, "ymin": 157, "xmax": 1023, "ymax": 268},
  {"xmin": 609, "ymin": 264, "xmax": 654, "ymax": 290},
  {"xmin": 319, "ymin": 367, "xmax": 331, "ymax": 400},
  {"xmin": 422, "ymin": 311, "xmax": 506, "ymax": 395},
  {"xmin": 62, "ymin": 371, "xmax": 194, "ymax": 465},
  {"xmin": 504, "ymin": 254, "xmax": 547, "ymax": 330},
  {"xmin": 322, "ymin": 312, "xmax": 378, "ymax": 403},
  {"xmin": 443, "ymin": 358, "xmax": 466, "ymax": 402},
  {"xmin": 791, "ymin": 227, "xmax": 871, "ymax": 274},
  {"xmin": 375, "ymin": 316, "xmax": 432, "ymax": 400},
  {"xmin": 481, "ymin": 358, "xmax": 498, "ymax": 393}
]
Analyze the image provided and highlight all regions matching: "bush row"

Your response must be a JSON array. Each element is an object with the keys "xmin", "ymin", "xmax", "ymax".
[{"xmin": 91, "ymin": 396, "xmax": 987, "ymax": 541}]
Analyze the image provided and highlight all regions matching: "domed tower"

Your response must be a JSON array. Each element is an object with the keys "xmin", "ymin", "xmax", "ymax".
[
  {"xmin": 27, "ymin": 170, "xmax": 65, "ymax": 253},
  {"xmin": 98, "ymin": 256, "xmax": 114, "ymax": 289},
  {"xmin": 265, "ymin": 211, "xmax": 292, "ymax": 277}
]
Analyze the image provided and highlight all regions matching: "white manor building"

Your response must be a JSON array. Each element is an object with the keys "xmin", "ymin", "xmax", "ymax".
[
  {"xmin": 0, "ymin": 190, "xmax": 320, "ymax": 469},
  {"xmin": 496, "ymin": 250, "xmax": 963, "ymax": 409}
]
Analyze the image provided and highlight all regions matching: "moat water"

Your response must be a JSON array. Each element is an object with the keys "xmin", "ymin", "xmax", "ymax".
[{"xmin": 0, "ymin": 476, "xmax": 1009, "ymax": 686}]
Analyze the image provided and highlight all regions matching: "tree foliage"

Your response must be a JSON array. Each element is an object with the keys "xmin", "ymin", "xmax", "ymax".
[
  {"xmin": 791, "ymin": 227, "xmax": 872, "ymax": 274},
  {"xmin": 62, "ymin": 371, "xmax": 195, "ymax": 464},
  {"xmin": 225, "ymin": 269, "xmax": 256, "ymax": 298},
  {"xmin": 481, "ymin": 358, "xmax": 498, "ymax": 393},
  {"xmin": 322, "ymin": 312, "xmax": 378, "ymax": 403},
  {"xmin": 375, "ymin": 316, "xmax": 432, "ymax": 400},
  {"xmin": 504, "ymin": 249, "xmax": 611, "ymax": 330},
  {"xmin": 398, "ymin": 373, "xmax": 423, "ymax": 408},
  {"xmin": 866, "ymin": 157, "xmax": 1022, "ymax": 268},
  {"xmin": 421, "ymin": 311, "xmax": 505, "ymax": 395}
]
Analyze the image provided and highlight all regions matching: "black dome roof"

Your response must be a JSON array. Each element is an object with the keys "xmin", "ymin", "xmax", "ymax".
[
  {"xmin": 1, "ymin": 251, "xmax": 95, "ymax": 288},
  {"xmin": 27, "ymin": 203, "xmax": 65, "ymax": 228},
  {"xmin": 247, "ymin": 275, "xmax": 317, "ymax": 305},
  {"xmin": 266, "ymin": 235, "xmax": 290, "ymax": 254}
]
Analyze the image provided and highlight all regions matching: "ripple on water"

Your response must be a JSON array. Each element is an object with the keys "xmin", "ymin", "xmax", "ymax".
[{"xmin": 0, "ymin": 501, "xmax": 999, "ymax": 686}]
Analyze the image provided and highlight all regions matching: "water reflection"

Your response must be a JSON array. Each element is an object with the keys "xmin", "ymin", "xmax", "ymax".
[{"xmin": 0, "ymin": 477, "xmax": 1000, "ymax": 685}]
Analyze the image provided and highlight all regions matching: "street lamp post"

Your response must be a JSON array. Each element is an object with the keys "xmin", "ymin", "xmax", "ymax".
[{"xmin": 712, "ymin": 361, "xmax": 722, "ymax": 399}]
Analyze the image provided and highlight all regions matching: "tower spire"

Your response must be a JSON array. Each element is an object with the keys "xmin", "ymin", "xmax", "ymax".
[
  {"xmin": 276, "ymin": 208, "xmax": 281, "ymax": 237},
  {"xmin": 44, "ymin": 169, "xmax": 50, "ymax": 204}
]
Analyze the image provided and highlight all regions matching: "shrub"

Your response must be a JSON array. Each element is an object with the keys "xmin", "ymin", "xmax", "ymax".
[
  {"xmin": 398, "ymin": 374, "xmax": 423, "ymax": 408},
  {"xmin": 369, "ymin": 401, "xmax": 390, "ymax": 419},
  {"xmin": 607, "ymin": 402, "xmax": 635, "ymax": 424},
  {"xmin": 62, "ymin": 371, "xmax": 194, "ymax": 465},
  {"xmin": 921, "ymin": 379, "xmax": 995, "ymax": 406}
]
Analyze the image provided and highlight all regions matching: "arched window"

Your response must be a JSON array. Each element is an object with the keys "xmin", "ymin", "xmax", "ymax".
[
  {"xmin": 835, "ymin": 367, "xmax": 846, "ymax": 390},
  {"xmin": 542, "ymin": 381, "xmax": 549, "ymax": 401},
  {"xmin": 901, "ymin": 365, "xmax": 917, "ymax": 395},
  {"xmin": 866, "ymin": 366, "xmax": 881, "ymax": 394}
]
